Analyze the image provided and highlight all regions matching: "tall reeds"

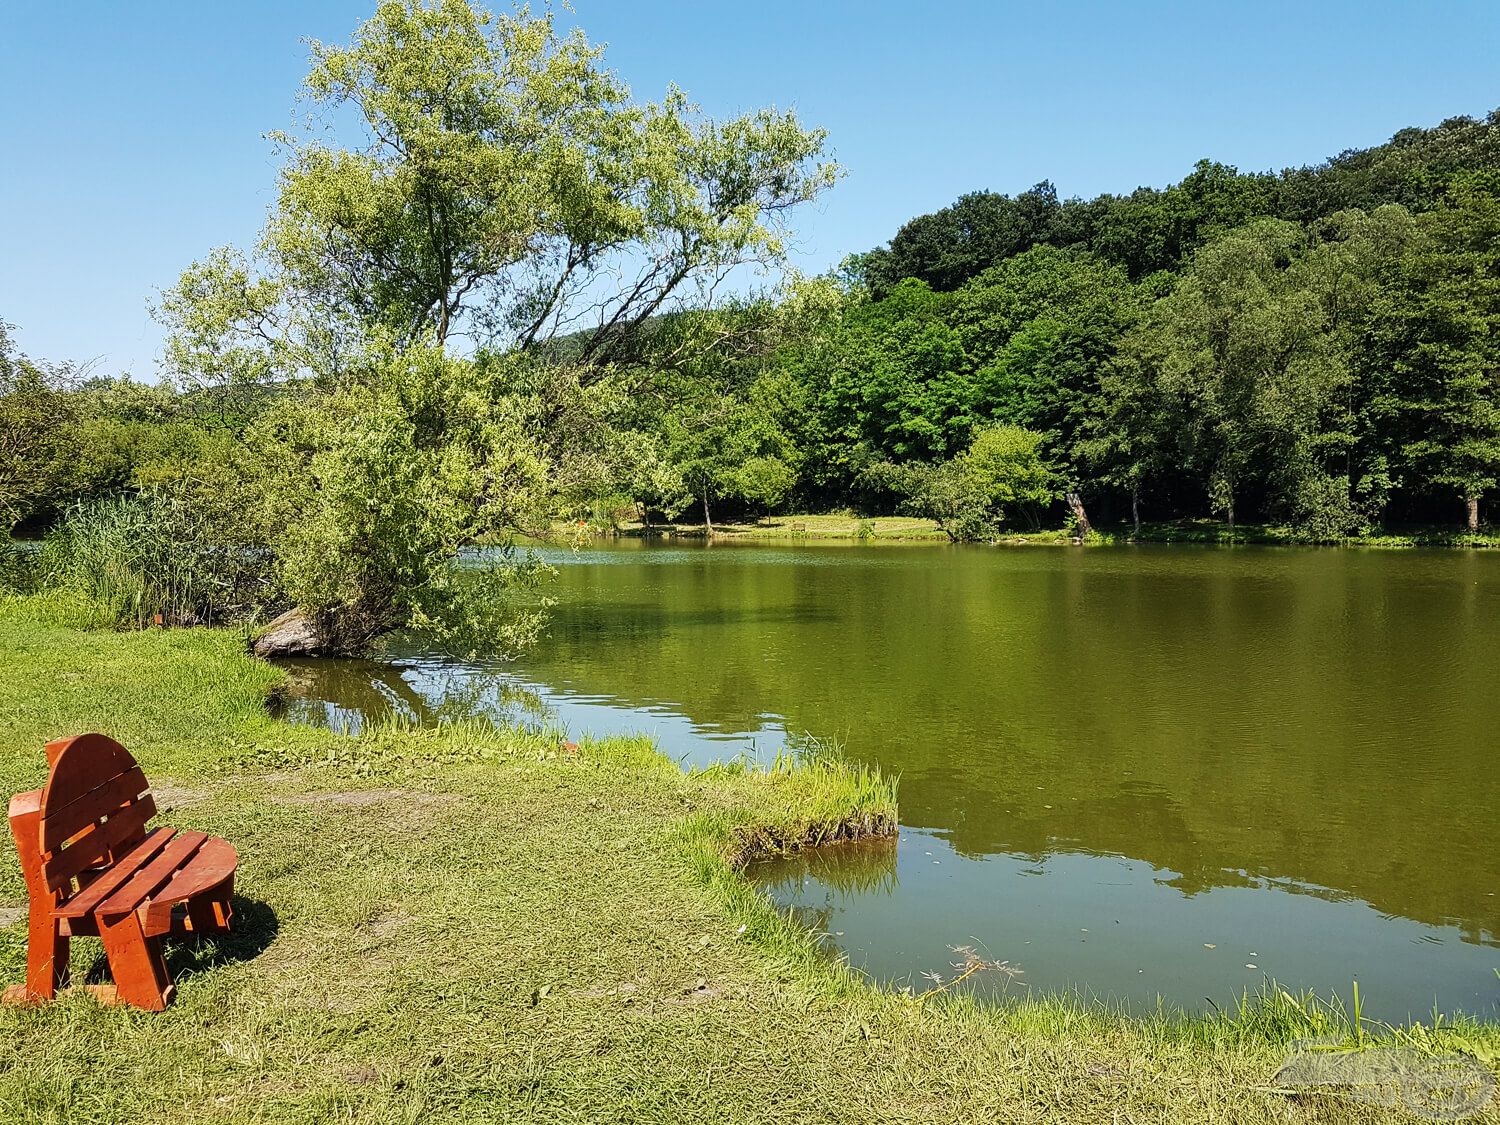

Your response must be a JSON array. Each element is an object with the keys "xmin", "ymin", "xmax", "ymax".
[{"xmin": 39, "ymin": 494, "xmax": 224, "ymax": 628}]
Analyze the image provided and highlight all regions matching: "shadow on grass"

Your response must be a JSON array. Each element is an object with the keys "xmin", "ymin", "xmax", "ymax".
[{"xmin": 83, "ymin": 896, "xmax": 279, "ymax": 987}]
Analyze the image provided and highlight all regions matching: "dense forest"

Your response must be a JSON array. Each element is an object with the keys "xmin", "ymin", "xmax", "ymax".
[
  {"xmin": 616, "ymin": 111, "xmax": 1500, "ymax": 539},
  {"xmin": 3, "ymin": 0, "xmax": 1499, "ymax": 651}
]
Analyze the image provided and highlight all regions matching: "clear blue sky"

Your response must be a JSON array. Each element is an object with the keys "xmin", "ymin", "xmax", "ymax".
[{"xmin": 2, "ymin": 1, "xmax": 1497, "ymax": 378}]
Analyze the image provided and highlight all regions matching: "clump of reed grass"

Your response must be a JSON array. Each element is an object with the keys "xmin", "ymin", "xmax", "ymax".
[
  {"xmin": 0, "ymin": 539, "xmax": 35, "ymax": 594},
  {"xmin": 37, "ymin": 493, "xmax": 268, "ymax": 630}
]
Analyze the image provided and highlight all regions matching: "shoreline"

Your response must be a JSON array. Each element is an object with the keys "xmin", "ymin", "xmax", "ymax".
[
  {"xmin": 572, "ymin": 514, "xmax": 1500, "ymax": 550},
  {"xmin": 2, "ymin": 598, "xmax": 1498, "ymax": 1120}
]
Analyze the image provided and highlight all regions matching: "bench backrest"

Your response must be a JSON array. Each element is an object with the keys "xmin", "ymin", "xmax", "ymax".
[{"xmin": 37, "ymin": 734, "xmax": 156, "ymax": 898}]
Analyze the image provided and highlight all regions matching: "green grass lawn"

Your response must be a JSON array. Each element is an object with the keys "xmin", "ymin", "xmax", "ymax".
[
  {"xmin": 1114, "ymin": 519, "xmax": 1500, "ymax": 549},
  {"xmin": 601, "ymin": 512, "xmax": 1500, "ymax": 549},
  {"xmin": 606, "ymin": 513, "xmax": 953, "ymax": 542},
  {"xmin": 1, "ymin": 598, "xmax": 1496, "ymax": 1122}
]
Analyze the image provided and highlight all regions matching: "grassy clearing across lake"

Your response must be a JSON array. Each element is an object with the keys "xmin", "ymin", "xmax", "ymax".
[
  {"xmin": 1, "ymin": 600, "xmax": 1497, "ymax": 1122},
  {"xmin": 607, "ymin": 514, "xmax": 953, "ymax": 542},
  {"xmin": 594, "ymin": 512, "xmax": 1500, "ymax": 549}
]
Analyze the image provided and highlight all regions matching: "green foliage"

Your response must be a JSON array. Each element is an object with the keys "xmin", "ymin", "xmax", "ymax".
[
  {"xmin": 817, "ymin": 112, "xmax": 1500, "ymax": 535},
  {"xmin": 14, "ymin": 64, "xmax": 1500, "ymax": 576},
  {"xmin": 656, "ymin": 392, "xmax": 797, "ymax": 525},
  {"xmin": 1119, "ymin": 219, "xmax": 1347, "ymax": 527},
  {"xmin": 863, "ymin": 181, "xmax": 1065, "ymax": 295},
  {"xmin": 864, "ymin": 111, "xmax": 1500, "ymax": 291},
  {"xmin": 887, "ymin": 424, "xmax": 1054, "ymax": 541},
  {"xmin": 1397, "ymin": 172, "xmax": 1500, "ymax": 527},
  {"xmin": 246, "ymin": 342, "xmax": 557, "ymax": 653},
  {"xmin": 154, "ymin": 248, "xmax": 286, "ymax": 410},
  {"xmin": 127, "ymin": 0, "xmax": 837, "ymax": 649},
  {"xmin": 0, "ymin": 321, "xmax": 261, "ymax": 534},
  {"xmin": 0, "ymin": 325, "xmax": 82, "ymax": 532},
  {"xmin": 159, "ymin": 0, "xmax": 838, "ymax": 389}
]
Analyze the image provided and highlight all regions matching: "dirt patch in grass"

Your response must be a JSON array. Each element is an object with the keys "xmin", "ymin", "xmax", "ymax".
[
  {"xmin": 363, "ymin": 907, "xmax": 415, "ymax": 940},
  {"xmin": 272, "ymin": 788, "xmax": 459, "ymax": 812},
  {"xmin": 150, "ymin": 780, "xmax": 211, "ymax": 810},
  {"xmin": 0, "ymin": 905, "xmax": 24, "ymax": 928},
  {"xmin": 342, "ymin": 1063, "xmax": 380, "ymax": 1087},
  {"xmin": 665, "ymin": 979, "xmax": 723, "ymax": 1006}
]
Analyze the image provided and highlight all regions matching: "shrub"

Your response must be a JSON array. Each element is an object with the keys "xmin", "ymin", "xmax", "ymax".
[
  {"xmin": 245, "ymin": 343, "xmax": 557, "ymax": 655},
  {"xmin": 887, "ymin": 425, "xmax": 1056, "ymax": 541}
]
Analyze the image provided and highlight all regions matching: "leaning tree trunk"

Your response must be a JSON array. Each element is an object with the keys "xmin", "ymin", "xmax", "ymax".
[
  {"xmin": 1131, "ymin": 485, "xmax": 1141, "ymax": 535},
  {"xmin": 702, "ymin": 486, "xmax": 713, "ymax": 535},
  {"xmin": 1466, "ymin": 494, "xmax": 1480, "ymax": 532},
  {"xmin": 1065, "ymin": 493, "xmax": 1092, "ymax": 540}
]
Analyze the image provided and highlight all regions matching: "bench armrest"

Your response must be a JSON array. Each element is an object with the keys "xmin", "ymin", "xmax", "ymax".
[
  {"xmin": 8, "ymin": 789, "xmax": 46, "ymax": 899},
  {"xmin": 8, "ymin": 789, "xmax": 42, "ymax": 822}
]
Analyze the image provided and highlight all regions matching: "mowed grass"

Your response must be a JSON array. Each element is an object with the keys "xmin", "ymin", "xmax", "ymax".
[
  {"xmin": 1, "ymin": 600, "xmax": 1497, "ymax": 1122},
  {"xmin": 612, "ymin": 514, "xmax": 953, "ymax": 542},
  {"xmin": 607, "ymin": 512, "xmax": 1500, "ymax": 549}
]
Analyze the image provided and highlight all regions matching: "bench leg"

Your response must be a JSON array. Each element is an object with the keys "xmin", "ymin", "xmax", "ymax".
[
  {"xmin": 99, "ymin": 910, "xmax": 171, "ymax": 1011},
  {"xmin": 186, "ymin": 895, "xmax": 231, "ymax": 934},
  {"xmin": 9, "ymin": 789, "xmax": 67, "ymax": 1003},
  {"xmin": 23, "ymin": 907, "xmax": 68, "ymax": 1000}
]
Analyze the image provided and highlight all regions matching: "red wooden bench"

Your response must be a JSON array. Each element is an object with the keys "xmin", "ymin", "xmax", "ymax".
[{"xmin": 4, "ymin": 733, "xmax": 238, "ymax": 1011}]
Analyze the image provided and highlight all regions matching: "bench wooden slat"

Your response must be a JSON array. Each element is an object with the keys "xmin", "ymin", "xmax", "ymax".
[
  {"xmin": 39, "ymin": 735, "xmax": 140, "ymax": 808},
  {"xmin": 152, "ymin": 837, "xmax": 238, "ymax": 903},
  {"xmin": 144, "ymin": 837, "xmax": 237, "ymax": 934},
  {"xmin": 41, "ymin": 767, "xmax": 151, "ymax": 852},
  {"xmin": 43, "ymin": 796, "xmax": 158, "ymax": 893},
  {"xmin": 54, "ymin": 827, "xmax": 178, "ymax": 920},
  {"xmin": 94, "ymin": 830, "xmax": 208, "ymax": 918}
]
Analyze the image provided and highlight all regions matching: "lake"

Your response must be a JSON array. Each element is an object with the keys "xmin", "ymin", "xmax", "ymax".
[{"xmin": 278, "ymin": 539, "xmax": 1500, "ymax": 1021}]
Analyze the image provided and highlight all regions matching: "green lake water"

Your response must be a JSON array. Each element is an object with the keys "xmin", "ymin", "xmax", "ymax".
[{"xmin": 279, "ymin": 539, "xmax": 1500, "ymax": 1020}]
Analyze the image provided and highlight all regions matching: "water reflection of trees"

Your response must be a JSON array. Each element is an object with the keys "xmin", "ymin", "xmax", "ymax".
[
  {"xmin": 278, "ymin": 546, "xmax": 1500, "ymax": 945},
  {"xmin": 275, "ymin": 657, "xmax": 553, "ymax": 734},
  {"xmin": 518, "ymin": 548, "xmax": 1500, "ymax": 944},
  {"xmin": 753, "ymin": 836, "xmax": 899, "ymax": 899}
]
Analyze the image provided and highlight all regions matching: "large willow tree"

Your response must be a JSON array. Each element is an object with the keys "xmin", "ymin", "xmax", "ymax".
[
  {"xmin": 161, "ymin": 0, "xmax": 837, "ymax": 385},
  {"xmin": 154, "ymin": 0, "xmax": 837, "ymax": 653}
]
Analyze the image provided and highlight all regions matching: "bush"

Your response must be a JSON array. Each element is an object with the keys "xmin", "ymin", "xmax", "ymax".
[
  {"xmin": 1289, "ymin": 474, "xmax": 1371, "ymax": 542},
  {"xmin": 245, "ymin": 343, "xmax": 557, "ymax": 655},
  {"xmin": 887, "ymin": 425, "xmax": 1055, "ymax": 541}
]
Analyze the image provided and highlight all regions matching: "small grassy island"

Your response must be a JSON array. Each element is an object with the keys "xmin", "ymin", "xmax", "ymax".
[{"xmin": 2, "ymin": 600, "xmax": 1497, "ymax": 1122}]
